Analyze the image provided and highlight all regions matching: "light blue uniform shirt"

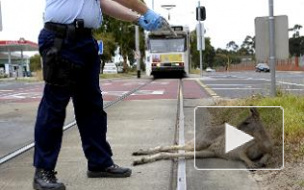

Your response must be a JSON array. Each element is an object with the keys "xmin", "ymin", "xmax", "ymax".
[{"xmin": 44, "ymin": 0, "xmax": 102, "ymax": 29}]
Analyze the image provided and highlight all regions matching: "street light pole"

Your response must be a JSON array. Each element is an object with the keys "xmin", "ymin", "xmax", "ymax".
[
  {"xmin": 269, "ymin": 0, "xmax": 276, "ymax": 96},
  {"xmin": 161, "ymin": 5, "xmax": 176, "ymax": 21},
  {"xmin": 0, "ymin": 1, "xmax": 2, "ymax": 31},
  {"xmin": 198, "ymin": 1, "xmax": 203, "ymax": 77}
]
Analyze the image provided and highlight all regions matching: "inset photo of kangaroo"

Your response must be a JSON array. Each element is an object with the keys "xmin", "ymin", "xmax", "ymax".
[
  {"xmin": 194, "ymin": 106, "xmax": 283, "ymax": 170},
  {"xmin": 133, "ymin": 106, "xmax": 284, "ymax": 171}
]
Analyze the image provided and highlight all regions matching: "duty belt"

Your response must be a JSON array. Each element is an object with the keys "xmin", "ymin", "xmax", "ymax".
[
  {"xmin": 44, "ymin": 22, "xmax": 92, "ymax": 38},
  {"xmin": 44, "ymin": 20, "xmax": 92, "ymax": 51}
]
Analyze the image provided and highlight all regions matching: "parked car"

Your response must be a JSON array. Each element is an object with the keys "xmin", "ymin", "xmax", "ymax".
[
  {"xmin": 206, "ymin": 67, "xmax": 216, "ymax": 72},
  {"xmin": 255, "ymin": 63, "xmax": 270, "ymax": 72},
  {"xmin": 103, "ymin": 63, "xmax": 118, "ymax": 74}
]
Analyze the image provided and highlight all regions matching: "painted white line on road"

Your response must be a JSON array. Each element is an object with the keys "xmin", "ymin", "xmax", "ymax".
[
  {"xmin": 207, "ymin": 84, "xmax": 254, "ymax": 87},
  {"xmin": 239, "ymin": 77, "xmax": 304, "ymax": 88},
  {"xmin": 151, "ymin": 81, "xmax": 170, "ymax": 85},
  {"xmin": 277, "ymin": 81, "xmax": 304, "ymax": 87},
  {"xmin": 102, "ymin": 90, "xmax": 165, "ymax": 96},
  {"xmin": 0, "ymin": 92, "xmax": 42, "ymax": 99},
  {"xmin": 132, "ymin": 90, "xmax": 164, "ymax": 95},
  {"xmin": 122, "ymin": 82, "xmax": 146, "ymax": 86},
  {"xmin": 0, "ymin": 87, "xmax": 42, "ymax": 98},
  {"xmin": 102, "ymin": 91, "xmax": 128, "ymax": 96},
  {"xmin": 211, "ymin": 88, "xmax": 262, "ymax": 90},
  {"xmin": 284, "ymin": 89, "xmax": 304, "ymax": 91}
]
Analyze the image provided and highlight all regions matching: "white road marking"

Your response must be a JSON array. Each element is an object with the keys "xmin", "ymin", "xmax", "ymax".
[
  {"xmin": 122, "ymin": 82, "xmax": 146, "ymax": 86},
  {"xmin": 151, "ymin": 81, "xmax": 170, "ymax": 85},
  {"xmin": 212, "ymin": 88, "xmax": 262, "ymax": 90},
  {"xmin": 102, "ymin": 91, "xmax": 128, "ymax": 96},
  {"xmin": 207, "ymin": 84, "xmax": 254, "ymax": 87},
  {"xmin": 0, "ymin": 92, "xmax": 42, "ymax": 99},
  {"xmin": 132, "ymin": 90, "xmax": 164, "ymax": 95},
  {"xmin": 102, "ymin": 90, "xmax": 165, "ymax": 96}
]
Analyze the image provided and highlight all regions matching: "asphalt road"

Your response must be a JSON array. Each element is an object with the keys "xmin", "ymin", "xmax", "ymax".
[
  {"xmin": 0, "ymin": 81, "xmax": 75, "ymax": 158},
  {"xmin": 200, "ymin": 71, "xmax": 304, "ymax": 98}
]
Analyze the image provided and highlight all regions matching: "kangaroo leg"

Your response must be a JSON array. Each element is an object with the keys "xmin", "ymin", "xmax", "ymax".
[
  {"xmin": 133, "ymin": 144, "xmax": 190, "ymax": 156},
  {"xmin": 195, "ymin": 150, "xmax": 216, "ymax": 158},
  {"xmin": 133, "ymin": 139, "xmax": 211, "ymax": 156},
  {"xmin": 133, "ymin": 152, "xmax": 195, "ymax": 166},
  {"xmin": 133, "ymin": 150, "xmax": 216, "ymax": 166}
]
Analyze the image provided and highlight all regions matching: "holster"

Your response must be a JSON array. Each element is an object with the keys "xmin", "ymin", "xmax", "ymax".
[
  {"xmin": 42, "ymin": 20, "xmax": 88, "ymax": 87},
  {"xmin": 43, "ymin": 47, "xmax": 82, "ymax": 87}
]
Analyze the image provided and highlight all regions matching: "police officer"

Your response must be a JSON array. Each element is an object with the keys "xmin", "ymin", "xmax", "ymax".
[{"xmin": 33, "ymin": 0, "xmax": 162, "ymax": 189}]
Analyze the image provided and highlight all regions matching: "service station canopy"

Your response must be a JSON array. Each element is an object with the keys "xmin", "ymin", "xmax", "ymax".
[{"xmin": 0, "ymin": 39, "xmax": 38, "ymax": 52}]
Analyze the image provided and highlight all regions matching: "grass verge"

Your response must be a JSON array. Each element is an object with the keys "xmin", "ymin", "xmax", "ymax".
[
  {"xmin": 216, "ymin": 94, "xmax": 304, "ymax": 162},
  {"xmin": 99, "ymin": 72, "xmax": 137, "ymax": 79}
]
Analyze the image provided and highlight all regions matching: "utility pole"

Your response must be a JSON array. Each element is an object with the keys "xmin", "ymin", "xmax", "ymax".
[
  {"xmin": 161, "ymin": 5, "xmax": 176, "ymax": 21},
  {"xmin": 0, "ymin": 0, "xmax": 3, "ymax": 31},
  {"xmin": 198, "ymin": 1, "xmax": 204, "ymax": 77},
  {"xmin": 269, "ymin": 0, "xmax": 276, "ymax": 96},
  {"xmin": 135, "ymin": 25, "xmax": 141, "ymax": 78}
]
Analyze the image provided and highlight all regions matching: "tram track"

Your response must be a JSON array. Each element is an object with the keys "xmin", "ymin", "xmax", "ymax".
[
  {"xmin": 0, "ymin": 79, "xmax": 153, "ymax": 165},
  {"xmin": 170, "ymin": 79, "xmax": 187, "ymax": 190}
]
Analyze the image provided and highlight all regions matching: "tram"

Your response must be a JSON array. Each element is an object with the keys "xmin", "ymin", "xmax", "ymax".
[{"xmin": 145, "ymin": 25, "xmax": 190, "ymax": 77}]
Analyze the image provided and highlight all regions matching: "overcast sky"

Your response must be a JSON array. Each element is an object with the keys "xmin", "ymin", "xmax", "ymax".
[{"xmin": 0, "ymin": 0, "xmax": 303, "ymax": 51}]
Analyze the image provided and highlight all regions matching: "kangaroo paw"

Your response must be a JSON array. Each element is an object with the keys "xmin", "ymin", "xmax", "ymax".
[
  {"xmin": 132, "ymin": 149, "xmax": 150, "ymax": 156},
  {"xmin": 133, "ymin": 158, "xmax": 147, "ymax": 166},
  {"xmin": 256, "ymin": 162, "xmax": 266, "ymax": 168},
  {"xmin": 247, "ymin": 162, "xmax": 260, "ymax": 169}
]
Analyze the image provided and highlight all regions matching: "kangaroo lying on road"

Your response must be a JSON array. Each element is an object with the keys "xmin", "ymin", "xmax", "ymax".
[{"xmin": 133, "ymin": 108, "xmax": 273, "ymax": 168}]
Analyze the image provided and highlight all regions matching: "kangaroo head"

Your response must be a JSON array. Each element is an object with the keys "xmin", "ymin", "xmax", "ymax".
[
  {"xmin": 237, "ymin": 108, "xmax": 272, "ymax": 152},
  {"xmin": 237, "ymin": 108, "xmax": 261, "ymax": 135}
]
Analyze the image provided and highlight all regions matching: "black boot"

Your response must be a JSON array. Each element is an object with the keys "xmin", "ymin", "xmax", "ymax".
[
  {"xmin": 87, "ymin": 164, "xmax": 132, "ymax": 178},
  {"xmin": 33, "ymin": 169, "xmax": 66, "ymax": 190}
]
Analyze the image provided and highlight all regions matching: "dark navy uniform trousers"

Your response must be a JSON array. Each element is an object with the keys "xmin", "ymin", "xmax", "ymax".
[{"xmin": 33, "ymin": 28, "xmax": 114, "ymax": 171}]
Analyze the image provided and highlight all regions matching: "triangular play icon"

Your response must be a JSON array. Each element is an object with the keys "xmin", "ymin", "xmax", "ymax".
[{"xmin": 225, "ymin": 123, "xmax": 254, "ymax": 153}]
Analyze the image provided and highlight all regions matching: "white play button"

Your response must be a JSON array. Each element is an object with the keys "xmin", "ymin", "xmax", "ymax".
[{"xmin": 225, "ymin": 123, "xmax": 254, "ymax": 153}]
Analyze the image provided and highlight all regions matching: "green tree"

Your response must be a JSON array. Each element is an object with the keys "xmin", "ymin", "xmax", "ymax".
[
  {"xmin": 226, "ymin": 41, "xmax": 239, "ymax": 52},
  {"xmin": 289, "ymin": 36, "xmax": 304, "ymax": 57},
  {"xmin": 289, "ymin": 24, "xmax": 304, "ymax": 66},
  {"xmin": 94, "ymin": 12, "xmax": 146, "ymax": 73},
  {"xmin": 213, "ymin": 49, "xmax": 228, "ymax": 67},
  {"xmin": 289, "ymin": 24, "xmax": 302, "ymax": 38},
  {"xmin": 30, "ymin": 54, "xmax": 41, "ymax": 71},
  {"xmin": 93, "ymin": 32, "xmax": 117, "ymax": 72},
  {"xmin": 214, "ymin": 48, "xmax": 241, "ymax": 69},
  {"xmin": 239, "ymin": 35, "xmax": 255, "ymax": 55}
]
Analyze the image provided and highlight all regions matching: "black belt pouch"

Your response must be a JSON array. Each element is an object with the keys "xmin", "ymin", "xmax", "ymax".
[{"xmin": 43, "ymin": 47, "xmax": 81, "ymax": 87}]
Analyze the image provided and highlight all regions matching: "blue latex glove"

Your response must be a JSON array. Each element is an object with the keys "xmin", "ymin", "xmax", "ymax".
[{"xmin": 138, "ymin": 9, "xmax": 163, "ymax": 31}]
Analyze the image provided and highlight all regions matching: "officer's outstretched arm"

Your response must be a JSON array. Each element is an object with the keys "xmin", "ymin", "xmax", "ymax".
[
  {"xmin": 100, "ymin": 0, "xmax": 140, "ymax": 23},
  {"xmin": 111, "ymin": 0, "xmax": 148, "ymax": 14},
  {"xmin": 101, "ymin": 0, "xmax": 163, "ymax": 31}
]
